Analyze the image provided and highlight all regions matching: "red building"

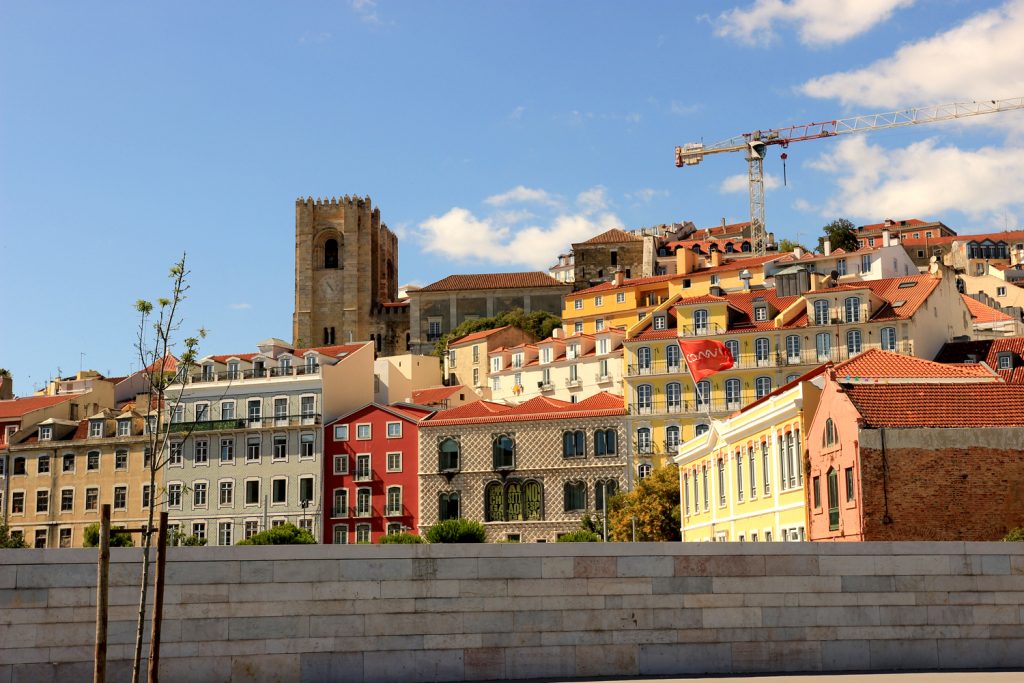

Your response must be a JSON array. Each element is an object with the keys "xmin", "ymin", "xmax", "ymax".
[{"xmin": 323, "ymin": 403, "xmax": 433, "ymax": 544}]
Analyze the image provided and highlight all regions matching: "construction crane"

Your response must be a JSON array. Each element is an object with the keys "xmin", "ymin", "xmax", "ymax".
[{"xmin": 675, "ymin": 97, "xmax": 1024, "ymax": 255}]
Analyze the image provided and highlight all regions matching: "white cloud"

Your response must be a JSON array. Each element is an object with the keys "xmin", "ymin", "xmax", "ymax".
[
  {"xmin": 670, "ymin": 101, "xmax": 699, "ymax": 116},
  {"xmin": 484, "ymin": 186, "xmax": 561, "ymax": 208},
  {"xmin": 801, "ymin": 1, "xmax": 1024, "ymax": 109},
  {"xmin": 792, "ymin": 198, "xmax": 814, "ymax": 212},
  {"xmin": 717, "ymin": 0, "xmax": 914, "ymax": 47},
  {"xmin": 719, "ymin": 173, "xmax": 782, "ymax": 194},
  {"xmin": 351, "ymin": 0, "xmax": 382, "ymax": 25},
  {"xmin": 507, "ymin": 105, "xmax": 526, "ymax": 121},
  {"xmin": 625, "ymin": 188, "xmax": 670, "ymax": 203},
  {"xmin": 418, "ymin": 186, "xmax": 625, "ymax": 270},
  {"xmin": 807, "ymin": 136, "xmax": 1024, "ymax": 223},
  {"xmin": 230, "ymin": 303, "xmax": 252, "ymax": 310}
]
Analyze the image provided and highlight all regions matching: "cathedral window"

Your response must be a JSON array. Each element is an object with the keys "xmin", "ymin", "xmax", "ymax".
[{"xmin": 324, "ymin": 239, "xmax": 339, "ymax": 269}]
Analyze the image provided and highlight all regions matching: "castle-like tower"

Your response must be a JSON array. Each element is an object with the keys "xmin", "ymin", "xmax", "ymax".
[{"xmin": 292, "ymin": 195, "xmax": 408, "ymax": 354}]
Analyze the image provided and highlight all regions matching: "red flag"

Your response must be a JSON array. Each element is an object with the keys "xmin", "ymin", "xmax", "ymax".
[{"xmin": 678, "ymin": 339, "xmax": 734, "ymax": 383}]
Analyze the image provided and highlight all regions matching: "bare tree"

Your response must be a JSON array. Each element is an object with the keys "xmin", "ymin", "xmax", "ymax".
[{"xmin": 130, "ymin": 254, "xmax": 205, "ymax": 683}]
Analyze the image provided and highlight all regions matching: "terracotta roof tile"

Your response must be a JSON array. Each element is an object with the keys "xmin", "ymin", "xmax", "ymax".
[
  {"xmin": 411, "ymin": 385, "xmax": 466, "ymax": 405},
  {"xmin": 419, "ymin": 272, "xmax": 564, "ymax": 292},
  {"xmin": 0, "ymin": 395, "xmax": 73, "ymax": 419},
  {"xmin": 846, "ymin": 383, "xmax": 1024, "ymax": 428},
  {"xmin": 426, "ymin": 391, "xmax": 624, "ymax": 426},
  {"xmin": 961, "ymin": 295, "xmax": 1014, "ymax": 323},
  {"xmin": 292, "ymin": 343, "xmax": 365, "ymax": 358},
  {"xmin": 935, "ymin": 337, "xmax": 1024, "ymax": 384},
  {"xmin": 577, "ymin": 228, "xmax": 642, "ymax": 245},
  {"xmin": 209, "ymin": 352, "xmax": 259, "ymax": 363},
  {"xmin": 449, "ymin": 326, "xmax": 512, "ymax": 347},
  {"xmin": 834, "ymin": 348, "xmax": 999, "ymax": 381},
  {"xmin": 143, "ymin": 354, "xmax": 179, "ymax": 374},
  {"xmin": 812, "ymin": 274, "xmax": 940, "ymax": 320}
]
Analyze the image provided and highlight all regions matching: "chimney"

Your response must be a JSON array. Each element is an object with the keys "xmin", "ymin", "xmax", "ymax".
[
  {"xmin": 823, "ymin": 239, "xmax": 831, "ymax": 256},
  {"xmin": 677, "ymin": 248, "xmax": 697, "ymax": 276},
  {"xmin": 884, "ymin": 218, "xmax": 895, "ymax": 228},
  {"xmin": 710, "ymin": 250, "xmax": 723, "ymax": 267},
  {"xmin": 794, "ymin": 246, "xmax": 804, "ymax": 259},
  {"xmin": 882, "ymin": 229, "xmax": 890, "ymax": 247},
  {"xmin": 552, "ymin": 328, "xmax": 564, "ymax": 339},
  {"xmin": 614, "ymin": 267, "xmax": 625, "ymax": 287},
  {"xmin": 738, "ymin": 269, "xmax": 752, "ymax": 291}
]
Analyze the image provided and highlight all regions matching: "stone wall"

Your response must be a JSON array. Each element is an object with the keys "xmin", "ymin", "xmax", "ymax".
[{"xmin": 2, "ymin": 542, "xmax": 1024, "ymax": 682}]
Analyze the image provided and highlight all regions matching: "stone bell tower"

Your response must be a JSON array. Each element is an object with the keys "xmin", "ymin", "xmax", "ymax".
[{"xmin": 292, "ymin": 195, "xmax": 407, "ymax": 354}]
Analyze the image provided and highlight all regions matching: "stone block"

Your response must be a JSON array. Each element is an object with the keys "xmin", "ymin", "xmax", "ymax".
[
  {"xmin": 0, "ymin": 567, "xmax": 15, "ymax": 590},
  {"xmin": 380, "ymin": 579, "xmax": 459, "ymax": 599},
  {"xmin": 937, "ymin": 638, "xmax": 1024, "ymax": 669},
  {"xmin": 574, "ymin": 556, "xmax": 616, "ymax": 578},
  {"xmin": 363, "ymin": 649, "xmax": 463, "ymax": 683},
  {"xmin": 575, "ymin": 643, "xmax": 638, "ymax": 676},
  {"xmin": 613, "ymin": 628, "xmax": 679, "ymax": 645},
  {"xmin": 463, "ymin": 647, "xmax": 505, "ymax": 680},
  {"xmin": 651, "ymin": 576, "xmax": 712, "ymax": 594},
  {"xmin": 586, "ymin": 578, "xmax": 652, "ymax": 595},
  {"xmin": 308, "ymin": 615, "xmax": 365, "ymax": 638},
  {"xmin": 0, "ymin": 589, "xmax": 46, "ymax": 609},
  {"xmin": 229, "ymin": 615, "xmax": 309, "ymax": 641},
  {"xmin": 972, "ymin": 605, "xmax": 1020, "ymax": 625},
  {"xmin": 731, "ymin": 640, "xmax": 821, "ymax": 673},
  {"xmin": 562, "ymin": 608, "xmax": 651, "ymax": 632},
  {"xmin": 818, "ymin": 555, "xmax": 875, "ymax": 576},
  {"xmin": 513, "ymin": 609, "xmax": 563, "ymax": 632},
  {"xmin": 478, "ymin": 557, "xmax": 541, "ymax": 579},
  {"xmin": 15, "ymin": 564, "xmax": 94, "ymax": 589},
  {"xmin": 684, "ymin": 593, "xmax": 745, "ymax": 608},
  {"xmin": 649, "ymin": 607, "xmax": 702, "ymax": 629},
  {"xmin": 982, "ymin": 555, "xmax": 1012, "ymax": 575},
  {"xmin": 413, "ymin": 597, "xmax": 484, "ymax": 613},
  {"xmin": 541, "ymin": 557, "xmax": 573, "ymax": 579},
  {"xmin": 879, "ymin": 605, "xmax": 927, "ymax": 625},
  {"xmin": 461, "ymin": 611, "xmax": 513, "ymax": 634},
  {"xmin": 761, "ymin": 606, "xmax": 818, "ymax": 627},
  {"xmin": 1011, "ymin": 555, "xmax": 1024, "ymax": 576},
  {"xmin": 842, "ymin": 575, "xmax": 894, "ymax": 592},
  {"xmin": 311, "ymin": 581, "xmax": 381, "ymax": 601},
  {"xmin": 458, "ymin": 579, "xmax": 507, "ymax": 598},
  {"xmin": 424, "ymin": 633, "xmax": 480, "ymax": 650},
  {"xmin": 480, "ymin": 631, "xmax": 540, "ymax": 648},
  {"xmin": 820, "ymin": 639, "xmax": 870, "ymax": 672},
  {"xmin": 230, "ymin": 582, "xmax": 313, "ymax": 603},
  {"xmin": 618, "ymin": 556, "xmax": 673, "ymax": 577},
  {"xmin": 165, "ymin": 560, "xmax": 240, "ymax": 585},
  {"xmin": 364, "ymin": 612, "xmax": 462, "ymax": 637},
  {"xmin": 299, "ymin": 652, "xmax": 364, "ymax": 683},
  {"xmin": 507, "ymin": 578, "xmax": 588, "ymax": 597},
  {"xmin": 273, "ymin": 560, "xmax": 339, "ymax": 583},
  {"xmin": 868, "ymin": 638, "xmax": 938, "ymax": 670},
  {"xmin": 159, "ymin": 655, "xmax": 232, "ymax": 682},
  {"xmin": 504, "ymin": 645, "xmax": 575, "ymax": 680},
  {"xmin": 890, "ymin": 555, "xmax": 950, "ymax": 575},
  {"xmin": 231, "ymin": 654, "xmax": 300, "ymax": 682},
  {"xmin": 927, "ymin": 605, "xmax": 973, "ymax": 625},
  {"xmin": 239, "ymin": 559, "xmax": 275, "ymax": 583},
  {"xmin": 764, "ymin": 555, "xmax": 819, "ymax": 576},
  {"xmin": 638, "ymin": 642, "xmax": 732, "ymax": 675},
  {"xmin": 702, "ymin": 607, "xmax": 761, "ymax": 628},
  {"xmin": 814, "ymin": 605, "xmax": 879, "ymax": 627},
  {"xmin": 338, "ymin": 558, "xmax": 413, "ymax": 581},
  {"xmin": 541, "ymin": 629, "xmax": 612, "ymax": 647},
  {"xmin": 433, "ymin": 558, "xmax": 478, "ymax": 580},
  {"xmin": 714, "ymin": 576, "xmax": 839, "ymax": 594},
  {"xmin": 675, "ymin": 555, "xmax": 765, "ymax": 577}
]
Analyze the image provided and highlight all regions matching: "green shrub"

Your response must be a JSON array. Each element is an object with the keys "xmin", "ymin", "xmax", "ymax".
[
  {"xmin": 378, "ymin": 532, "xmax": 425, "ymax": 544},
  {"xmin": 1003, "ymin": 527, "xmax": 1024, "ymax": 542},
  {"xmin": 0, "ymin": 524, "xmax": 27, "ymax": 549},
  {"xmin": 425, "ymin": 518, "xmax": 486, "ymax": 543},
  {"xmin": 556, "ymin": 529, "xmax": 602, "ymax": 542},
  {"xmin": 236, "ymin": 523, "xmax": 315, "ymax": 545},
  {"xmin": 83, "ymin": 523, "xmax": 135, "ymax": 548},
  {"xmin": 169, "ymin": 528, "xmax": 207, "ymax": 546}
]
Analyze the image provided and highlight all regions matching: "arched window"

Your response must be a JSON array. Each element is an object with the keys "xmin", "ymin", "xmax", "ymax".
[
  {"xmin": 827, "ymin": 468, "xmax": 839, "ymax": 530},
  {"xmin": 488, "ymin": 479, "xmax": 540, "ymax": 522},
  {"xmin": 754, "ymin": 337, "xmax": 770, "ymax": 365},
  {"xmin": 636, "ymin": 384, "xmax": 653, "ymax": 413},
  {"xmin": 595, "ymin": 429, "xmax": 617, "ymax": 456},
  {"xmin": 725, "ymin": 378, "xmax": 741, "ymax": 408},
  {"xmin": 563, "ymin": 481, "xmax": 587, "ymax": 511},
  {"xmin": 741, "ymin": 241, "xmax": 752, "ymax": 252},
  {"xmin": 637, "ymin": 463, "xmax": 652, "ymax": 480},
  {"xmin": 823, "ymin": 417, "xmax": 838, "ymax": 446},
  {"xmin": 438, "ymin": 438, "xmax": 460, "ymax": 472},
  {"xmin": 666, "ymin": 343, "xmax": 681, "ymax": 371},
  {"xmin": 695, "ymin": 423, "xmax": 710, "ymax": 437},
  {"xmin": 562, "ymin": 430, "xmax": 585, "ymax": 458},
  {"xmin": 324, "ymin": 239, "xmax": 339, "ymax": 269},
  {"xmin": 724, "ymin": 340, "xmax": 739, "ymax": 364},
  {"xmin": 637, "ymin": 346, "xmax": 652, "ymax": 372},
  {"xmin": 594, "ymin": 479, "xmax": 618, "ymax": 512},
  {"xmin": 438, "ymin": 491, "xmax": 460, "ymax": 521},
  {"xmin": 813, "ymin": 300, "xmax": 830, "ymax": 326},
  {"xmin": 666, "ymin": 382, "xmax": 682, "ymax": 412},
  {"xmin": 844, "ymin": 297, "xmax": 861, "ymax": 323},
  {"xmin": 691, "ymin": 244, "xmax": 702, "ymax": 253},
  {"xmin": 755, "ymin": 376, "xmax": 772, "ymax": 399},
  {"xmin": 665, "ymin": 425, "xmax": 680, "ymax": 451},
  {"xmin": 636, "ymin": 427, "xmax": 652, "ymax": 454},
  {"xmin": 881, "ymin": 327, "xmax": 897, "ymax": 352},
  {"xmin": 492, "ymin": 434, "xmax": 515, "ymax": 470},
  {"xmin": 523, "ymin": 480, "xmax": 543, "ymax": 520},
  {"xmin": 695, "ymin": 380, "xmax": 710, "ymax": 408},
  {"xmin": 847, "ymin": 329, "xmax": 862, "ymax": 355},
  {"xmin": 693, "ymin": 309, "xmax": 709, "ymax": 335},
  {"xmin": 725, "ymin": 242, "xmax": 735, "ymax": 253},
  {"xmin": 485, "ymin": 481, "xmax": 504, "ymax": 522}
]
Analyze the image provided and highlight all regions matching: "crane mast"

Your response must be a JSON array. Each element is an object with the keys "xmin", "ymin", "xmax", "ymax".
[{"xmin": 675, "ymin": 97, "xmax": 1024, "ymax": 255}]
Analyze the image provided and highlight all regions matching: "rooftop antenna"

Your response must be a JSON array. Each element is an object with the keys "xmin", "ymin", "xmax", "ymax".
[{"xmin": 80, "ymin": 352, "xmax": 86, "ymax": 374}]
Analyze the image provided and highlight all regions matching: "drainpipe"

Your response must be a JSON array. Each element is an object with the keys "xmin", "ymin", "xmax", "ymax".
[{"xmin": 880, "ymin": 428, "xmax": 892, "ymax": 526}]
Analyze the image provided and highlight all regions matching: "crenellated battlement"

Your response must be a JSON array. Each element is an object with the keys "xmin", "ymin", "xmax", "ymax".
[{"xmin": 295, "ymin": 194, "xmax": 374, "ymax": 208}]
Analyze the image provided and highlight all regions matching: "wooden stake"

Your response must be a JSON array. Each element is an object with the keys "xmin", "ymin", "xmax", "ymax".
[
  {"xmin": 94, "ymin": 504, "xmax": 111, "ymax": 683},
  {"xmin": 147, "ymin": 512, "xmax": 168, "ymax": 683}
]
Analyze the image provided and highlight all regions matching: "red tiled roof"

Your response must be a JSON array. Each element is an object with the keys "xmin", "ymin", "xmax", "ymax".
[
  {"xmin": 630, "ymin": 328, "xmax": 680, "ymax": 341},
  {"xmin": 449, "ymin": 326, "xmax": 512, "ymax": 347},
  {"xmin": 696, "ymin": 221, "xmax": 751, "ymax": 236},
  {"xmin": 411, "ymin": 385, "xmax": 465, "ymax": 405},
  {"xmin": 857, "ymin": 218, "xmax": 934, "ymax": 231},
  {"xmin": 572, "ymin": 273, "xmax": 679, "ymax": 296},
  {"xmin": 846, "ymin": 383, "xmax": 1024, "ymax": 428},
  {"xmin": 292, "ymin": 343, "xmax": 365, "ymax": 358},
  {"xmin": 811, "ymin": 274, "xmax": 940, "ymax": 321},
  {"xmin": 935, "ymin": 337, "xmax": 1024, "ymax": 384},
  {"xmin": 385, "ymin": 404, "xmax": 435, "ymax": 421},
  {"xmin": 902, "ymin": 229, "xmax": 1024, "ymax": 247},
  {"xmin": 426, "ymin": 391, "xmax": 624, "ymax": 426},
  {"xmin": 732, "ymin": 365, "xmax": 829, "ymax": 416},
  {"xmin": 833, "ymin": 349, "xmax": 999, "ymax": 381},
  {"xmin": 961, "ymin": 295, "xmax": 1013, "ymax": 323},
  {"xmin": 0, "ymin": 395, "xmax": 73, "ymax": 419},
  {"xmin": 143, "ymin": 354, "xmax": 179, "ymax": 374},
  {"xmin": 577, "ymin": 228, "xmax": 642, "ymax": 245},
  {"xmin": 209, "ymin": 352, "xmax": 259, "ymax": 363},
  {"xmin": 419, "ymin": 272, "xmax": 565, "ymax": 291}
]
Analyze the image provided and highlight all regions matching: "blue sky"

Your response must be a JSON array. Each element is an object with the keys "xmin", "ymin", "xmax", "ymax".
[{"xmin": 2, "ymin": 0, "xmax": 1023, "ymax": 394}]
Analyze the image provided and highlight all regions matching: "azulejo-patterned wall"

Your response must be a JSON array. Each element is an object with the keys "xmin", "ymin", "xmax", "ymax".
[{"xmin": 419, "ymin": 417, "xmax": 626, "ymax": 542}]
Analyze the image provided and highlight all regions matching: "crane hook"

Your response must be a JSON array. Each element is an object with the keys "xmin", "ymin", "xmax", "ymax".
[{"xmin": 780, "ymin": 152, "xmax": 788, "ymax": 186}]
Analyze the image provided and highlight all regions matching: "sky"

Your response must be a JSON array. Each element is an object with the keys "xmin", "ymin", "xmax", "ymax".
[{"xmin": 2, "ymin": 0, "xmax": 1024, "ymax": 395}]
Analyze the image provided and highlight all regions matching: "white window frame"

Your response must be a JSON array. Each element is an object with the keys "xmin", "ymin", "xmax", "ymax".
[
  {"xmin": 333, "ymin": 454, "xmax": 349, "ymax": 475},
  {"xmin": 333, "ymin": 524, "xmax": 348, "ymax": 544},
  {"xmin": 356, "ymin": 423, "xmax": 372, "ymax": 440},
  {"xmin": 333, "ymin": 488, "xmax": 349, "ymax": 519},
  {"xmin": 616, "ymin": 292, "xmax": 625, "ymax": 303},
  {"xmin": 386, "ymin": 421, "xmax": 402, "ymax": 438},
  {"xmin": 88, "ymin": 420, "xmax": 104, "ymax": 438},
  {"xmin": 193, "ymin": 480, "xmax": 208, "ymax": 508},
  {"xmin": 117, "ymin": 419, "xmax": 131, "ymax": 437},
  {"xmin": 271, "ymin": 477, "xmax": 287, "ymax": 505},
  {"xmin": 574, "ymin": 298, "xmax": 583, "ymax": 310},
  {"xmin": 334, "ymin": 424, "xmax": 349, "ymax": 441},
  {"xmin": 386, "ymin": 452, "xmax": 402, "ymax": 472}
]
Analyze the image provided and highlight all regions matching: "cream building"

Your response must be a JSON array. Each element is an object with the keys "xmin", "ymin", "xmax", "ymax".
[{"xmin": 444, "ymin": 326, "xmax": 536, "ymax": 399}]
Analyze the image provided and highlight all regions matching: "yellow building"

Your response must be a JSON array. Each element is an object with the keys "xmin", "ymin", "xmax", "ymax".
[
  {"xmin": 562, "ymin": 252, "xmax": 780, "ymax": 336},
  {"xmin": 622, "ymin": 268, "xmax": 973, "ymax": 486},
  {"xmin": 674, "ymin": 367, "xmax": 824, "ymax": 542}
]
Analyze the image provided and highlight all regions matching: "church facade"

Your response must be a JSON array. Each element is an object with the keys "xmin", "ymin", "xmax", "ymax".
[{"xmin": 292, "ymin": 195, "xmax": 409, "ymax": 356}]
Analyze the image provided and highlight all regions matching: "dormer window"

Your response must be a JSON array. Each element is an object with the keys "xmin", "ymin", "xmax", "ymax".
[
  {"xmin": 89, "ymin": 420, "xmax": 104, "ymax": 438},
  {"xmin": 567, "ymin": 344, "xmax": 579, "ymax": 359},
  {"xmin": 653, "ymin": 316, "xmax": 667, "ymax": 330},
  {"xmin": 201, "ymin": 364, "xmax": 214, "ymax": 381},
  {"xmin": 280, "ymin": 357, "xmax": 292, "ymax": 371},
  {"xmin": 998, "ymin": 352, "xmax": 1013, "ymax": 370},
  {"xmin": 227, "ymin": 361, "xmax": 240, "ymax": 379},
  {"xmin": 39, "ymin": 426, "xmax": 52, "ymax": 441},
  {"xmin": 710, "ymin": 275, "xmax": 720, "ymax": 285},
  {"xmin": 813, "ymin": 300, "xmax": 830, "ymax": 326},
  {"xmin": 491, "ymin": 357, "xmax": 502, "ymax": 372},
  {"xmin": 512, "ymin": 353, "xmax": 523, "ymax": 368},
  {"xmin": 540, "ymin": 347, "xmax": 552, "ymax": 364},
  {"xmin": 754, "ymin": 307, "xmax": 768, "ymax": 322},
  {"xmin": 305, "ymin": 354, "xmax": 318, "ymax": 372}
]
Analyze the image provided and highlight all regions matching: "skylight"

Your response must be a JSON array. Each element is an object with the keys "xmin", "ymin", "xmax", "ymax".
[{"xmin": 897, "ymin": 281, "xmax": 917, "ymax": 289}]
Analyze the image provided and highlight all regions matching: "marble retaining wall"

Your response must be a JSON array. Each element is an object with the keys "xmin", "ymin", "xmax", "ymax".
[{"xmin": 1, "ymin": 542, "xmax": 1023, "ymax": 682}]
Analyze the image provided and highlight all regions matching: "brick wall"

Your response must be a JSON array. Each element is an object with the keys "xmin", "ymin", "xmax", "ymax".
[
  {"xmin": 1, "ymin": 542, "xmax": 1024, "ymax": 681},
  {"xmin": 858, "ymin": 427, "xmax": 1024, "ymax": 541}
]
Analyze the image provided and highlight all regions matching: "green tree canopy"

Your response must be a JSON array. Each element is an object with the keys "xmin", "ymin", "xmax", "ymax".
[
  {"xmin": 777, "ymin": 239, "xmax": 810, "ymax": 254},
  {"xmin": 236, "ymin": 523, "xmax": 315, "ymax": 545},
  {"xmin": 607, "ymin": 465, "xmax": 681, "ymax": 542},
  {"xmin": 817, "ymin": 218, "xmax": 859, "ymax": 253},
  {"xmin": 434, "ymin": 308, "xmax": 561, "ymax": 359},
  {"xmin": 424, "ymin": 518, "xmax": 486, "ymax": 543},
  {"xmin": 0, "ymin": 524, "xmax": 26, "ymax": 548},
  {"xmin": 83, "ymin": 523, "xmax": 135, "ymax": 548}
]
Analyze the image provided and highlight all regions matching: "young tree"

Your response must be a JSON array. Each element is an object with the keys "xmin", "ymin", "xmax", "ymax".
[
  {"xmin": 84, "ymin": 523, "xmax": 135, "ymax": 548},
  {"xmin": 433, "ymin": 308, "xmax": 561, "ymax": 359},
  {"xmin": 817, "ymin": 218, "xmax": 859, "ymax": 253},
  {"xmin": 0, "ymin": 523, "xmax": 26, "ymax": 548},
  {"xmin": 777, "ymin": 239, "xmax": 809, "ymax": 253},
  {"xmin": 129, "ymin": 254, "xmax": 205, "ymax": 683},
  {"xmin": 236, "ymin": 523, "xmax": 315, "ymax": 545},
  {"xmin": 607, "ymin": 464, "xmax": 681, "ymax": 542}
]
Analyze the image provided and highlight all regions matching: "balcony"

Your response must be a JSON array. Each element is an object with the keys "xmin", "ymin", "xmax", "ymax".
[
  {"xmin": 626, "ymin": 361, "xmax": 683, "ymax": 377},
  {"xmin": 628, "ymin": 398, "xmax": 759, "ymax": 417},
  {"xmin": 539, "ymin": 383, "xmax": 555, "ymax": 393},
  {"xmin": 190, "ymin": 365, "xmax": 319, "ymax": 384},
  {"xmin": 355, "ymin": 508, "xmax": 373, "ymax": 518},
  {"xmin": 354, "ymin": 469, "xmax": 373, "ymax": 483},
  {"xmin": 565, "ymin": 378, "xmax": 582, "ymax": 389},
  {"xmin": 677, "ymin": 323, "xmax": 725, "ymax": 338},
  {"xmin": 385, "ymin": 504, "xmax": 410, "ymax": 517},
  {"xmin": 167, "ymin": 413, "xmax": 322, "ymax": 434},
  {"xmin": 594, "ymin": 373, "xmax": 613, "ymax": 383}
]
